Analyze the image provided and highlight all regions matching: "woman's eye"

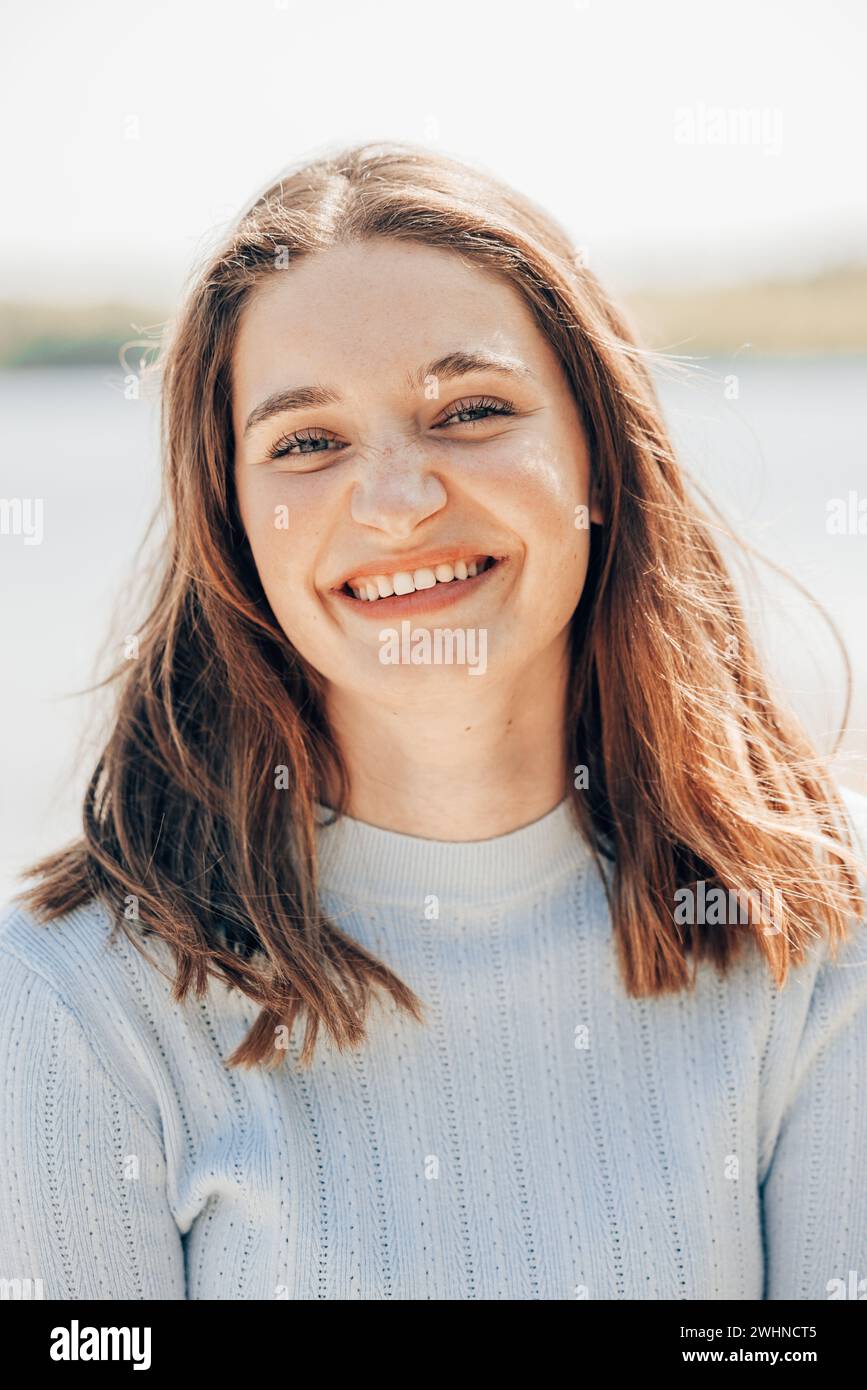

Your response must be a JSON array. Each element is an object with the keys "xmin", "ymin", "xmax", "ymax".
[
  {"xmin": 265, "ymin": 396, "xmax": 516, "ymax": 463},
  {"xmin": 267, "ymin": 428, "xmax": 343, "ymax": 460},
  {"xmin": 435, "ymin": 396, "xmax": 516, "ymax": 427}
]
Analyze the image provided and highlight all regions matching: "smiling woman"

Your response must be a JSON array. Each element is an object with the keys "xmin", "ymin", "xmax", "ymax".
[
  {"xmin": 230, "ymin": 236, "xmax": 598, "ymax": 793},
  {"xmin": 1, "ymin": 141, "xmax": 866, "ymax": 1303}
]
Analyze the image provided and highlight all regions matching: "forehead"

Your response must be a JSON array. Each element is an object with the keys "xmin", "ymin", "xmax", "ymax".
[{"xmin": 230, "ymin": 239, "xmax": 558, "ymax": 411}]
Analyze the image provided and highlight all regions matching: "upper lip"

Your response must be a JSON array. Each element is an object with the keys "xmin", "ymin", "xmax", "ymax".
[{"xmin": 331, "ymin": 548, "xmax": 500, "ymax": 591}]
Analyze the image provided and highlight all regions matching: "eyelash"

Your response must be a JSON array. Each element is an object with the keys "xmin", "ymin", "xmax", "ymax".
[{"xmin": 265, "ymin": 395, "xmax": 517, "ymax": 460}]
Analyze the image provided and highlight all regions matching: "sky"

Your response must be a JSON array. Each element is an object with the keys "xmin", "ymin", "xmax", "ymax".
[{"xmin": 1, "ymin": 0, "xmax": 865, "ymax": 304}]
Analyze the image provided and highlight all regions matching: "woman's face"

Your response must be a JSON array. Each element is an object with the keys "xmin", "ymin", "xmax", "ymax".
[{"xmin": 232, "ymin": 239, "xmax": 598, "ymax": 697}]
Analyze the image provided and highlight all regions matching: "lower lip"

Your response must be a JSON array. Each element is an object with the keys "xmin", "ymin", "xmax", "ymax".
[{"xmin": 332, "ymin": 558, "xmax": 505, "ymax": 618}]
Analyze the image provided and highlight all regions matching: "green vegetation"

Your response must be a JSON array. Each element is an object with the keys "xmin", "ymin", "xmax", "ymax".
[
  {"xmin": 0, "ymin": 302, "xmax": 169, "ymax": 368},
  {"xmin": 625, "ymin": 264, "xmax": 867, "ymax": 356},
  {"xmin": 0, "ymin": 265, "xmax": 865, "ymax": 366}
]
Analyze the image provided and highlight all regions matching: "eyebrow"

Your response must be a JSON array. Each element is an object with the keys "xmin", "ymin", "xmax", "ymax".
[{"xmin": 242, "ymin": 350, "xmax": 537, "ymax": 438}]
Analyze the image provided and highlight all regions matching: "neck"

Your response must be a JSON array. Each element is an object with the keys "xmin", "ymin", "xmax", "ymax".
[{"xmin": 323, "ymin": 636, "xmax": 571, "ymax": 841}]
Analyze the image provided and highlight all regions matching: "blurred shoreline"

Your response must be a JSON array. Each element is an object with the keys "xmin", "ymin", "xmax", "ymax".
[{"xmin": 2, "ymin": 263, "xmax": 866, "ymax": 366}]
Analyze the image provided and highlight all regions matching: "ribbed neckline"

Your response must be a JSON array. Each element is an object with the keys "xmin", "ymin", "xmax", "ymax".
[{"xmin": 312, "ymin": 795, "xmax": 593, "ymax": 908}]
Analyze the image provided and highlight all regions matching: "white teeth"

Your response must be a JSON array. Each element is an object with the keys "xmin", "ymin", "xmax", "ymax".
[{"xmin": 346, "ymin": 556, "xmax": 492, "ymax": 600}]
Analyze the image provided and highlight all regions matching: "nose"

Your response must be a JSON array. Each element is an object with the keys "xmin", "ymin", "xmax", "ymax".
[{"xmin": 349, "ymin": 441, "xmax": 448, "ymax": 538}]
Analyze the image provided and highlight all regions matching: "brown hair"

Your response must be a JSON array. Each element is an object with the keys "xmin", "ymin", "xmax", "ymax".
[{"xmin": 15, "ymin": 140, "xmax": 864, "ymax": 1068}]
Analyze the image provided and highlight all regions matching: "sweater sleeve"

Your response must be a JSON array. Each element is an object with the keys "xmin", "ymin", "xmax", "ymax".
[
  {"xmin": 0, "ymin": 949, "xmax": 186, "ymax": 1300},
  {"xmin": 760, "ymin": 914, "xmax": 867, "ymax": 1300}
]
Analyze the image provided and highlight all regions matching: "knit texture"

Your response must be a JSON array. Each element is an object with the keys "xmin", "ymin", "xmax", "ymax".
[{"xmin": 1, "ymin": 789, "xmax": 866, "ymax": 1301}]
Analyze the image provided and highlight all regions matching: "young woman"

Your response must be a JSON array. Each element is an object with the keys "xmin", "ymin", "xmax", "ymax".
[{"xmin": 1, "ymin": 142, "xmax": 865, "ymax": 1302}]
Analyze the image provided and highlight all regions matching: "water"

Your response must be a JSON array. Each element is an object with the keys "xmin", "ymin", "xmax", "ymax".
[
  {"xmin": 656, "ymin": 357, "xmax": 867, "ymax": 764},
  {"xmin": 1, "ymin": 361, "xmax": 866, "ymax": 901}
]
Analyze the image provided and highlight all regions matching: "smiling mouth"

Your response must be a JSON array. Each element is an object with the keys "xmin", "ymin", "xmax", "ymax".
[{"xmin": 340, "ymin": 554, "xmax": 499, "ymax": 603}]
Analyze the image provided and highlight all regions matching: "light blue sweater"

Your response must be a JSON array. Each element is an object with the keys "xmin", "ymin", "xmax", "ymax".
[{"xmin": 1, "ymin": 791, "xmax": 866, "ymax": 1301}]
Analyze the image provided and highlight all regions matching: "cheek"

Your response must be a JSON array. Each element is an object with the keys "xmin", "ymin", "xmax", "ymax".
[
  {"xmin": 235, "ymin": 472, "xmax": 328, "ymax": 631},
  {"xmin": 481, "ymin": 424, "xmax": 590, "ymax": 517},
  {"xmin": 486, "ymin": 435, "xmax": 593, "ymax": 602}
]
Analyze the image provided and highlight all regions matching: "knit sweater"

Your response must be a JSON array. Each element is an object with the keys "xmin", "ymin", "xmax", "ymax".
[{"xmin": 1, "ymin": 790, "xmax": 866, "ymax": 1302}]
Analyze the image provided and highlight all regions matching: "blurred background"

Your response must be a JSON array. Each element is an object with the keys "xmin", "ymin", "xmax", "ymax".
[{"xmin": 1, "ymin": 0, "xmax": 866, "ymax": 900}]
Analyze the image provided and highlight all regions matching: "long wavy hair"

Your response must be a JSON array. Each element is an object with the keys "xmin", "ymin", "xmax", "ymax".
[{"xmin": 15, "ymin": 140, "xmax": 864, "ymax": 1069}]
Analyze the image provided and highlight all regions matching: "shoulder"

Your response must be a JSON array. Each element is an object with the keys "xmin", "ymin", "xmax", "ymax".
[
  {"xmin": 774, "ymin": 781, "xmax": 867, "ymax": 984},
  {"xmin": 0, "ymin": 892, "xmax": 175, "ymax": 1024},
  {"xmin": 1, "ymin": 891, "xmax": 118, "ymax": 982},
  {"xmin": 775, "ymin": 781, "xmax": 867, "ymax": 1000},
  {"xmin": 0, "ymin": 895, "xmax": 185, "ymax": 1137},
  {"xmin": 752, "ymin": 781, "xmax": 867, "ymax": 1177},
  {"xmin": 774, "ymin": 778, "xmax": 867, "ymax": 1063}
]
